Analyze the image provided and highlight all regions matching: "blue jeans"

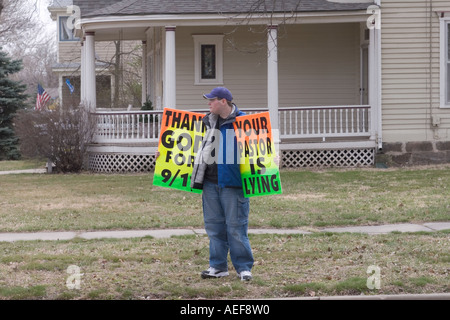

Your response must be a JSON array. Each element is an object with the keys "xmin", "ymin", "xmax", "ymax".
[{"xmin": 202, "ymin": 180, "xmax": 254, "ymax": 274}]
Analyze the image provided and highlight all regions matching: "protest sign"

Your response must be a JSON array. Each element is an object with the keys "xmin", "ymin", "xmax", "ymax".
[
  {"xmin": 233, "ymin": 112, "xmax": 282, "ymax": 198},
  {"xmin": 153, "ymin": 108, "xmax": 205, "ymax": 194}
]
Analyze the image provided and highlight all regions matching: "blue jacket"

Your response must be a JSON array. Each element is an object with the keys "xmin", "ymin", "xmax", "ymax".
[{"xmin": 191, "ymin": 104, "xmax": 245, "ymax": 189}]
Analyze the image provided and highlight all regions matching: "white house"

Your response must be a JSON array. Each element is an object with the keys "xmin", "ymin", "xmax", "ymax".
[
  {"xmin": 51, "ymin": 0, "xmax": 449, "ymax": 172},
  {"xmin": 48, "ymin": 0, "xmax": 142, "ymax": 110}
]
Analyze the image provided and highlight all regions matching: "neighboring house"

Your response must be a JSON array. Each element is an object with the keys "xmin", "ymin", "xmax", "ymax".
[
  {"xmin": 63, "ymin": 0, "xmax": 449, "ymax": 172},
  {"xmin": 48, "ymin": 0, "xmax": 113, "ymax": 108},
  {"xmin": 48, "ymin": 0, "xmax": 141, "ymax": 110}
]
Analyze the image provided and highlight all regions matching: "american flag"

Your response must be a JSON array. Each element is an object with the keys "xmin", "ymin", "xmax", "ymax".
[{"xmin": 36, "ymin": 84, "xmax": 51, "ymax": 110}]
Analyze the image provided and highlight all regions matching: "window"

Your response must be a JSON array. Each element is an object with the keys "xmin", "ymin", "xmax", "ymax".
[
  {"xmin": 201, "ymin": 45, "xmax": 216, "ymax": 79},
  {"xmin": 440, "ymin": 19, "xmax": 450, "ymax": 108},
  {"xmin": 59, "ymin": 16, "xmax": 80, "ymax": 41},
  {"xmin": 193, "ymin": 35, "xmax": 224, "ymax": 85}
]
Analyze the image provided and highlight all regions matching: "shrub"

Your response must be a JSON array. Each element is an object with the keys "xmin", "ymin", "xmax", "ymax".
[{"xmin": 14, "ymin": 104, "xmax": 95, "ymax": 173}]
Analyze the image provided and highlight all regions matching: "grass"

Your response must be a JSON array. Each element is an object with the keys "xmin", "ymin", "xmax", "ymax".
[
  {"xmin": 0, "ymin": 164, "xmax": 448, "ymax": 232},
  {"xmin": 0, "ymin": 159, "xmax": 45, "ymax": 171},
  {"xmin": 0, "ymin": 162, "xmax": 448, "ymax": 300},
  {"xmin": 0, "ymin": 232, "xmax": 448, "ymax": 300}
]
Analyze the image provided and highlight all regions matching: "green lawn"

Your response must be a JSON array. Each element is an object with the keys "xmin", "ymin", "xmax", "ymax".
[
  {"xmin": 0, "ymin": 163, "xmax": 448, "ymax": 300},
  {"xmin": 0, "ymin": 159, "xmax": 45, "ymax": 171},
  {"xmin": 0, "ymin": 165, "xmax": 448, "ymax": 232},
  {"xmin": 0, "ymin": 232, "xmax": 448, "ymax": 300}
]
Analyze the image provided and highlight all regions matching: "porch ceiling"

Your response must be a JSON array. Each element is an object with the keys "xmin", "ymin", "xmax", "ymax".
[{"xmin": 86, "ymin": 26, "xmax": 148, "ymax": 41}]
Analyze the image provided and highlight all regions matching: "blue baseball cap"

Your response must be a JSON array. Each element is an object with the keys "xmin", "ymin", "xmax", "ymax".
[{"xmin": 203, "ymin": 87, "xmax": 233, "ymax": 101}]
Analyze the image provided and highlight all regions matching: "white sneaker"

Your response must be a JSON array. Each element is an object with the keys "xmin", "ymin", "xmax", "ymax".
[
  {"xmin": 201, "ymin": 267, "xmax": 229, "ymax": 279},
  {"xmin": 238, "ymin": 270, "xmax": 252, "ymax": 281}
]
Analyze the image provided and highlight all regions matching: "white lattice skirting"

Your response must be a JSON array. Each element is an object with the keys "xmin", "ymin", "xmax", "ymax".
[
  {"xmin": 281, "ymin": 148, "xmax": 375, "ymax": 168},
  {"xmin": 89, "ymin": 153, "xmax": 157, "ymax": 173},
  {"xmin": 89, "ymin": 148, "xmax": 374, "ymax": 173}
]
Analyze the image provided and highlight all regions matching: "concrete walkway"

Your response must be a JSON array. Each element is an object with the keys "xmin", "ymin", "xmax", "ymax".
[
  {"xmin": 0, "ymin": 168, "xmax": 46, "ymax": 175},
  {"xmin": 2, "ymin": 169, "xmax": 448, "ymax": 301},
  {"xmin": 272, "ymin": 292, "xmax": 450, "ymax": 300},
  {"xmin": 0, "ymin": 224, "xmax": 448, "ymax": 301},
  {"xmin": 1, "ymin": 168, "xmax": 449, "ymax": 240},
  {"xmin": 0, "ymin": 222, "xmax": 448, "ymax": 243}
]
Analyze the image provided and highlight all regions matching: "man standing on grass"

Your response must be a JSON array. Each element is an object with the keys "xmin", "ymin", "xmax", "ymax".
[{"xmin": 191, "ymin": 87, "xmax": 254, "ymax": 281}]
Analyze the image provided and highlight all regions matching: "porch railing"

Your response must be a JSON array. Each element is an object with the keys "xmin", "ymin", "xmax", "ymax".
[
  {"xmin": 278, "ymin": 105, "xmax": 371, "ymax": 140},
  {"xmin": 92, "ymin": 105, "xmax": 371, "ymax": 143},
  {"xmin": 93, "ymin": 110, "xmax": 163, "ymax": 143}
]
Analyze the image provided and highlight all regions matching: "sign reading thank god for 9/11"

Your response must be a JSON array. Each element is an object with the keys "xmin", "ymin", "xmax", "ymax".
[{"xmin": 153, "ymin": 108, "xmax": 205, "ymax": 194}]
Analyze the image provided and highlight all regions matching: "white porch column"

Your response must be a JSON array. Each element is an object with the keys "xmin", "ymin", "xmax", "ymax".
[
  {"xmin": 84, "ymin": 31, "xmax": 96, "ymax": 110},
  {"xmin": 267, "ymin": 25, "xmax": 280, "ymax": 139},
  {"xmin": 164, "ymin": 26, "xmax": 176, "ymax": 109},
  {"xmin": 80, "ymin": 39, "xmax": 85, "ymax": 102},
  {"xmin": 58, "ymin": 74, "xmax": 64, "ymax": 107},
  {"xmin": 141, "ymin": 40, "xmax": 147, "ymax": 105},
  {"xmin": 368, "ymin": 8, "xmax": 382, "ymax": 150}
]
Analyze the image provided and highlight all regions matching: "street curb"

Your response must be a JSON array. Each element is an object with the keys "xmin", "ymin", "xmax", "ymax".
[{"xmin": 269, "ymin": 292, "xmax": 450, "ymax": 300}]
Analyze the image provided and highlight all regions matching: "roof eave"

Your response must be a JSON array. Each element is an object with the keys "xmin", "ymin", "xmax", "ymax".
[{"xmin": 77, "ymin": 9, "xmax": 371, "ymax": 35}]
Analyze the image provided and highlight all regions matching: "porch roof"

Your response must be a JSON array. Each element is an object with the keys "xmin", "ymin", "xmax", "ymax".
[
  {"xmin": 75, "ymin": 0, "xmax": 375, "ymax": 18},
  {"xmin": 49, "ymin": 0, "xmax": 73, "ymax": 8},
  {"xmin": 52, "ymin": 61, "xmax": 111, "ymax": 72}
]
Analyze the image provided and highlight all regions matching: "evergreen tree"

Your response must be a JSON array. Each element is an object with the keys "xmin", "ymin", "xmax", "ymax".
[{"xmin": 0, "ymin": 47, "xmax": 27, "ymax": 160}]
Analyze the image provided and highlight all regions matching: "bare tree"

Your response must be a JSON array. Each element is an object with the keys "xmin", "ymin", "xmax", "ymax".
[
  {"xmin": 96, "ymin": 41, "xmax": 143, "ymax": 108},
  {"xmin": 14, "ymin": 103, "xmax": 96, "ymax": 172},
  {"xmin": 232, "ymin": 0, "xmax": 302, "ymax": 24},
  {"xmin": 9, "ymin": 38, "xmax": 57, "ymax": 103},
  {"xmin": 221, "ymin": 0, "xmax": 302, "ymax": 57},
  {"xmin": 0, "ymin": 0, "xmax": 39, "ymax": 44},
  {"xmin": 1, "ymin": 0, "xmax": 57, "ymax": 105}
]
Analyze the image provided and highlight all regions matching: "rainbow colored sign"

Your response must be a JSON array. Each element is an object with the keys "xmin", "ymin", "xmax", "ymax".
[
  {"xmin": 233, "ymin": 112, "xmax": 282, "ymax": 198},
  {"xmin": 153, "ymin": 108, "xmax": 205, "ymax": 194},
  {"xmin": 153, "ymin": 108, "xmax": 282, "ymax": 198}
]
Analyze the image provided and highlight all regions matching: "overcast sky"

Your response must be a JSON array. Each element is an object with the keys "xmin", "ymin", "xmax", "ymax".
[{"xmin": 38, "ymin": 0, "xmax": 56, "ymax": 36}]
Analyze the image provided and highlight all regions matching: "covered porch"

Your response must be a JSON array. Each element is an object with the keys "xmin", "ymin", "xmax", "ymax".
[
  {"xmin": 76, "ymin": 2, "xmax": 381, "ymax": 172},
  {"xmin": 89, "ymin": 104, "xmax": 375, "ymax": 172}
]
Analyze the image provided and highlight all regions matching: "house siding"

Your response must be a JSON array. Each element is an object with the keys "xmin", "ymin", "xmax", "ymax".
[
  {"xmin": 58, "ymin": 41, "xmax": 122, "ymax": 65},
  {"xmin": 55, "ymin": 11, "xmax": 122, "ymax": 65},
  {"xmin": 381, "ymin": 0, "xmax": 450, "ymax": 143},
  {"xmin": 278, "ymin": 24, "xmax": 361, "ymax": 108},
  {"xmin": 170, "ymin": 23, "xmax": 362, "ymax": 110},
  {"xmin": 174, "ymin": 25, "xmax": 268, "ymax": 110},
  {"xmin": 58, "ymin": 42, "xmax": 81, "ymax": 64}
]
